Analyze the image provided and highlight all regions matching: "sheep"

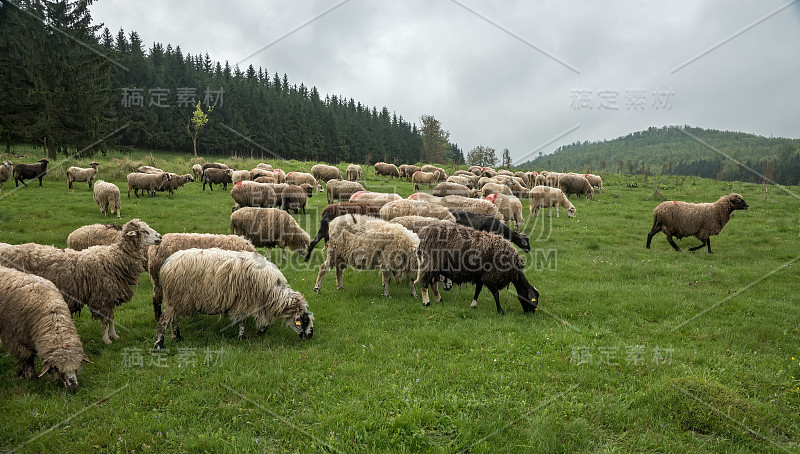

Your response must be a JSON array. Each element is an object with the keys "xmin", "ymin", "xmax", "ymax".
[
  {"xmin": 137, "ymin": 165, "xmax": 164, "ymax": 174},
  {"xmin": 155, "ymin": 173, "xmax": 194, "ymax": 196},
  {"xmin": 203, "ymin": 168, "xmax": 234, "ymax": 191},
  {"xmin": 481, "ymin": 167, "xmax": 497, "ymax": 178},
  {"xmin": 497, "ymin": 169, "xmax": 514, "ymax": 177},
  {"xmin": 254, "ymin": 175, "xmax": 277, "ymax": 184},
  {"xmin": 529, "ymin": 186, "xmax": 575, "ymax": 218},
  {"xmin": 646, "ymin": 193, "xmax": 749, "ymax": 253},
  {"xmin": 192, "ymin": 163, "xmax": 203, "ymax": 182},
  {"xmin": 231, "ymin": 169, "xmax": 251, "ymax": 184},
  {"xmin": 415, "ymin": 223, "xmax": 539, "ymax": 314},
  {"xmin": 583, "ymin": 173, "xmax": 604, "ymax": 191},
  {"xmin": 127, "ymin": 171, "xmax": 172, "ymax": 198},
  {"xmin": 66, "ymin": 223, "xmax": 122, "ymax": 251},
  {"xmin": 485, "ymin": 193, "xmax": 525, "ymax": 229},
  {"xmin": 272, "ymin": 168, "xmax": 287, "ymax": 183},
  {"xmin": 311, "ymin": 164, "xmax": 342, "ymax": 182},
  {"xmin": 534, "ymin": 174, "xmax": 547, "ymax": 186},
  {"xmin": 256, "ymin": 163, "xmax": 273, "ymax": 171},
  {"xmin": 230, "ymin": 181, "xmax": 277, "ymax": 211},
  {"xmin": 467, "ymin": 165, "xmax": 483, "ymax": 175},
  {"xmin": 346, "ymin": 164, "xmax": 363, "ymax": 181},
  {"xmin": 557, "ymin": 173, "xmax": 594, "ymax": 199},
  {"xmin": 439, "ymin": 195, "xmax": 502, "ymax": 219},
  {"xmin": 267, "ymin": 183, "xmax": 289, "ymax": 207},
  {"xmin": 13, "ymin": 158, "xmax": 49, "ymax": 187},
  {"xmin": 400, "ymin": 164, "xmax": 421, "ymax": 181},
  {"xmin": 408, "ymin": 192, "xmax": 443, "ymax": 204},
  {"xmin": 249, "ymin": 168, "xmax": 271, "ymax": 180},
  {"xmin": 447, "ymin": 175, "xmax": 474, "ymax": 188},
  {"xmin": 282, "ymin": 184, "xmax": 308, "ymax": 214},
  {"xmin": 314, "ymin": 214, "xmax": 422, "ymax": 298},
  {"xmin": 546, "ymin": 172, "xmax": 562, "ymax": 187},
  {"xmin": 421, "ymin": 165, "xmax": 447, "ymax": 181},
  {"xmin": 509, "ymin": 179, "xmax": 529, "ymax": 198},
  {"xmin": 433, "ymin": 182, "xmax": 471, "ymax": 197},
  {"xmin": 202, "ymin": 162, "xmax": 228, "ymax": 174},
  {"xmin": 514, "ymin": 171, "xmax": 530, "ymax": 187},
  {"xmin": 453, "ymin": 170, "xmax": 475, "ymax": 178},
  {"xmin": 380, "ymin": 199, "xmax": 456, "ymax": 222},
  {"xmin": 477, "ymin": 176, "xmax": 501, "ymax": 189},
  {"xmin": 304, "ymin": 202, "xmax": 381, "ymax": 261},
  {"xmin": 0, "ymin": 160, "xmax": 12, "ymax": 190},
  {"xmin": 349, "ymin": 190, "xmax": 402, "ymax": 208},
  {"xmin": 286, "ymin": 171, "xmax": 317, "ymax": 187},
  {"xmin": 371, "ymin": 162, "xmax": 399, "ymax": 179},
  {"xmin": 0, "ymin": 219, "xmax": 162, "ymax": 344},
  {"xmin": 450, "ymin": 210, "xmax": 530, "ymax": 252},
  {"xmin": 230, "ymin": 207, "xmax": 310, "ymax": 259},
  {"xmin": 326, "ymin": 179, "xmax": 365, "ymax": 204},
  {"xmin": 93, "ymin": 180, "xmax": 122, "ymax": 218},
  {"xmin": 389, "ymin": 215, "xmax": 452, "ymax": 235},
  {"xmin": 412, "ymin": 170, "xmax": 442, "ymax": 190},
  {"xmin": 482, "ymin": 182, "xmax": 513, "ymax": 197},
  {"xmin": 155, "ymin": 248, "xmax": 313, "ymax": 349},
  {"xmin": 66, "ymin": 162, "xmax": 99, "ymax": 189},
  {"xmin": 147, "ymin": 233, "xmax": 256, "ymax": 320},
  {"xmin": 0, "ymin": 266, "xmax": 90, "ymax": 391}
]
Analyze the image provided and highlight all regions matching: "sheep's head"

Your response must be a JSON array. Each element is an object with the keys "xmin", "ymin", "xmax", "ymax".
[
  {"xmin": 39, "ymin": 346, "xmax": 90, "ymax": 392},
  {"xmin": 727, "ymin": 193, "xmax": 749, "ymax": 211},
  {"xmin": 567, "ymin": 206, "xmax": 576, "ymax": 218},
  {"xmin": 124, "ymin": 219, "xmax": 162, "ymax": 247},
  {"xmin": 289, "ymin": 296, "xmax": 314, "ymax": 340},
  {"xmin": 184, "ymin": 174, "xmax": 194, "ymax": 182},
  {"xmin": 90, "ymin": 162, "xmax": 99, "ymax": 169}
]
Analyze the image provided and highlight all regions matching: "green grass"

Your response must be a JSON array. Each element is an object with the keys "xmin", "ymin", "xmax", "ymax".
[{"xmin": 1, "ymin": 151, "xmax": 799, "ymax": 453}]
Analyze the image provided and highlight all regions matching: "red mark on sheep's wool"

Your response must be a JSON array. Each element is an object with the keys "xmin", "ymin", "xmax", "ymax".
[
  {"xmin": 235, "ymin": 181, "xmax": 243, "ymax": 187},
  {"xmin": 485, "ymin": 193, "xmax": 498, "ymax": 203},
  {"xmin": 351, "ymin": 190, "xmax": 369, "ymax": 199},
  {"xmin": 673, "ymin": 201, "xmax": 678, "ymax": 205},
  {"xmin": 584, "ymin": 174, "xmax": 589, "ymax": 178}
]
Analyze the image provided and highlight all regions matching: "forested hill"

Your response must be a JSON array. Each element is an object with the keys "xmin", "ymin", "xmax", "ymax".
[
  {"xmin": 518, "ymin": 126, "xmax": 800, "ymax": 185},
  {"xmin": 0, "ymin": 1, "xmax": 463, "ymax": 164}
]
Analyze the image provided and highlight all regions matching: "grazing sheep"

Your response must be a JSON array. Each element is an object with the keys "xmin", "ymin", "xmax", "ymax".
[
  {"xmin": 346, "ymin": 164, "xmax": 363, "ymax": 181},
  {"xmin": 514, "ymin": 171, "xmax": 530, "ymax": 187},
  {"xmin": 155, "ymin": 248, "xmax": 313, "ymax": 349},
  {"xmin": 231, "ymin": 169, "xmax": 251, "ymax": 184},
  {"xmin": 400, "ymin": 164, "xmax": 421, "ymax": 181},
  {"xmin": 314, "ymin": 214, "xmax": 422, "ymax": 298},
  {"xmin": 137, "ymin": 165, "xmax": 164, "ymax": 174},
  {"xmin": 583, "ymin": 173, "xmax": 604, "ymax": 191},
  {"xmin": 447, "ymin": 175, "xmax": 474, "ymax": 188},
  {"xmin": 497, "ymin": 169, "xmax": 514, "ymax": 177},
  {"xmin": 148, "ymin": 233, "xmax": 256, "ymax": 320},
  {"xmin": 272, "ymin": 168, "xmax": 287, "ymax": 183},
  {"xmin": 304, "ymin": 202, "xmax": 381, "ymax": 261},
  {"xmin": 508, "ymin": 179, "xmax": 529, "ymax": 198},
  {"xmin": 0, "ymin": 266, "xmax": 90, "ymax": 391},
  {"xmin": 254, "ymin": 175, "xmax": 277, "ymax": 184},
  {"xmin": 467, "ymin": 165, "xmax": 483, "ymax": 175},
  {"xmin": 485, "ymin": 193, "xmax": 525, "ymax": 229},
  {"xmin": 646, "ymin": 193, "xmax": 749, "ymax": 253},
  {"xmin": 256, "ymin": 163, "xmax": 273, "ymax": 171},
  {"xmin": 389, "ymin": 215, "xmax": 452, "ymax": 235},
  {"xmin": 0, "ymin": 160, "xmax": 12, "ymax": 190},
  {"xmin": 534, "ymin": 174, "xmax": 547, "ymax": 186},
  {"xmin": 157, "ymin": 173, "xmax": 194, "ymax": 196},
  {"xmin": 373, "ymin": 162, "xmax": 401, "ymax": 178},
  {"xmin": 421, "ymin": 165, "xmax": 447, "ymax": 181},
  {"xmin": 408, "ymin": 192, "xmax": 443, "ymax": 204},
  {"xmin": 0, "ymin": 219, "xmax": 162, "ymax": 343},
  {"xmin": 202, "ymin": 162, "xmax": 228, "ymax": 173},
  {"xmin": 326, "ymin": 179, "xmax": 365, "ymax": 204},
  {"xmin": 127, "ymin": 171, "xmax": 172, "ymax": 198},
  {"xmin": 440, "ymin": 195, "xmax": 502, "ymax": 219},
  {"xmin": 93, "ymin": 180, "xmax": 122, "ymax": 218},
  {"xmin": 66, "ymin": 222, "xmax": 121, "ymax": 249},
  {"xmin": 282, "ymin": 184, "xmax": 308, "ymax": 214},
  {"xmin": 450, "ymin": 210, "xmax": 530, "ymax": 252},
  {"xmin": 311, "ymin": 164, "xmax": 342, "ymax": 182},
  {"xmin": 416, "ymin": 223, "xmax": 539, "ymax": 314},
  {"xmin": 249, "ymin": 168, "xmax": 271, "ymax": 180},
  {"xmin": 286, "ymin": 171, "xmax": 317, "ymax": 187},
  {"xmin": 230, "ymin": 181, "xmax": 278, "ymax": 211},
  {"xmin": 299, "ymin": 183, "xmax": 317, "ymax": 197},
  {"xmin": 230, "ymin": 207, "xmax": 310, "ymax": 259},
  {"xmin": 557, "ymin": 173, "xmax": 594, "ymax": 199},
  {"xmin": 349, "ymin": 190, "xmax": 402, "ymax": 208},
  {"xmin": 412, "ymin": 170, "xmax": 442, "ymax": 190},
  {"xmin": 481, "ymin": 167, "xmax": 498, "ymax": 178},
  {"xmin": 546, "ymin": 172, "xmax": 562, "ymax": 187},
  {"xmin": 529, "ymin": 186, "xmax": 575, "ymax": 218},
  {"xmin": 433, "ymin": 182, "xmax": 471, "ymax": 197},
  {"xmin": 482, "ymin": 182, "xmax": 513, "ymax": 197},
  {"xmin": 13, "ymin": 158, "xmax": 49, "ymax": 187},
  {"xmin": 380, "ymin": 199, "xmax": 456, "ymax": 222},
  {"xmin": 192, "ymin": 164, "xmax": 203, "ymax": 181},
  {"xmin": 66, "ymin": 162, "xmax": 99, "ymax": 189},
  {"xmin": 203, "ymin": 168, "xmax": 234, "ymax": 191}
]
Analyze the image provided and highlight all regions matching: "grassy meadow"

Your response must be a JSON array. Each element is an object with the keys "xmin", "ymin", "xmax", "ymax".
[{"xmin": 1, "ymin": 149, "xmax": 799, "ymax": 453}]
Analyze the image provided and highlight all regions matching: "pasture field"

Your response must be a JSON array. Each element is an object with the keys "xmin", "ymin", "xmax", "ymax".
[{"xmin": 1, "ymin": 150, "xmax": 799, "ymax": 453}]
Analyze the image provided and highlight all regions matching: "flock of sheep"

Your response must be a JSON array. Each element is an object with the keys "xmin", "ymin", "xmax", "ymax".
[{"xmin": 0, "ymin": 158, "xmax": 749, "ymax": 391}]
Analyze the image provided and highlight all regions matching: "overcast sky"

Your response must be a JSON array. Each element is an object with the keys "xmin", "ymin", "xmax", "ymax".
[{"xmin": 90, "ymin": 0, "xmax": 800, "ymax": 163}]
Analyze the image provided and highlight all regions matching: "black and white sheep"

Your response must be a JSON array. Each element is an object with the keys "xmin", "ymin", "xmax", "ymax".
[
  {"xmin": 155, "ymin": 248, "xmax": 313, "ymax": 349},
  {"xmin": 66, "ymin": 162, "xmax": 99, "ymax": 189},
  {"xmin": 415, "ymin": 223, "xmax": 539, "ymax": 315},
  {"xmin": 646, "ymin": 193, "xmax": 749, "ymax": 253},
  {"xmin": 14, "ymin": 158, "xmax": 49, "ymax": 187},
  {"xmin": 0, "ymin": 266, "xmax": 90, "ymax": 391},
  {"xmin": 304, "ymin": 202, "xmax": 381, "ymax": 261},
  {"xmin": 0, "ymin": 219, "xmax": 162, "ymax": 343}
]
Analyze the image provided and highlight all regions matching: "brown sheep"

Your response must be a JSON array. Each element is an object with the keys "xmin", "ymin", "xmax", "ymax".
[
  {"xmin": 374, "ymin": 162, "xmax": 401, "ymax": 178},
  {"xmin": 421, "ymin": 165, "xmax": 447, "ymax": 181},
  {"xmin": 282, "ymin": 184, "xmax": 308, "ymax": 214},
  {"xmin": 311, "ymin": 164, "xmax": 342, "ymax": 182},
  {"xmin": 557, "ymin": 173, "xmax": 594, "ymax": 199}
]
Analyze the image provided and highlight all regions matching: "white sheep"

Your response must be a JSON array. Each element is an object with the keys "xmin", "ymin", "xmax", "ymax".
[
  {"xmin": 326, "ymin": 179, "xmax": 365, "ymax": 204},
  {"xmin": 66, "ymin": 162, "xmax": 99, "ymax": 189},
  {"xmin": 230, "ymin": 207, "xmax": 310, "ymax": 259},
  {"xmin": 529, "ymin": 186, "xmax": 575, "ymax": 218},
  {"xmin": 349, "ymin": 190, "xmax": 402, "ymax": 208},
  {"xmin": 155, "ymin": 248, "xmax": 313, "ymax": 349},
  {"xmin": 127, "ymin": 172, "xmax": 172, "ymax": 197},
  {"xmin": 231, "ymin": 169, "xmax": 251, "ymax": 184},
  {"xmin": 412, "ymin": 170, "xmax": 442, "ymax": 190},
  {"xmin": 93, "ymin": 180, "xmax": 121, "ymax": 218},
  {"xmin": 192, "ymin": 163, "xmax": 203, "ymax": 181},
  {"xmin": 0, "ymin": 160, "xmax": 12, "ymax": 191},
  {"xmin": 484, "ymin": 193, "xmax": 525, "ymax": 229},
  {"xmin": 379, "ymin": 199, "xmax": 456, "ymax": 222},
  {"xmin": 481, "ymin": 182, "xmax": 513, "ymax": 197}
]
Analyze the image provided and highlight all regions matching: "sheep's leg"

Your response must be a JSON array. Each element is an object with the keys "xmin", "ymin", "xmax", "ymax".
[
  {"xmin": 237, "ymin": 322, "xmax": 246, "ymax": 340},
  {"xmin": 419, "ymin": 271, "xmax": 437, "ymax": 306},
  {"xmin": 108, "ymin": 311, "xmax": 120, "ymax": 340},
  {"xmin": 382, "ymin": 270, "xmax": 392, "ymax": 297},
  {"xmin": 257, "ymin": 326, "xmax": 268, "ymax": 336},
  {"xmin": 314, "ymin": 252, "xmax": 333, "ymax": 293},
  {"xmin": 470, "ymin": 282, "xmax": 484, "ymax": 309},
  {"xmin": 154, "ymin": 308, "xmax": 172, "ymax": 350},
  {"xmin": 645, "ymin": 221, "xmax": 661, "ymax": 249},
  {"xmin": 335, "ymin": 260, "xmax": 345, "ymax": 289},
  {"xmin": 432, "ymin": 281, "xmax": 441, "ymax": 302},
  {"xmin": 18, "ymin": 356, "xmax": 35, "ymax": 380},
  {"xmin": 706, "ymin": 238, "xmax": 713, "ymax": 254},
  {"xmin": 689, "ymin": 238, "xmax": 713, "ymax": 253},
  {"xmin": 101, "ymin": 316, "xmax": 113, "ymax": 344},
  {"xmin": 152, "ymin": 287, "xmax": 163, "ymax": 321},
  {"xmin": 665, "ymin": 233, "xmax": 682, "ymax": 252},
  {"xmin": 490, "ymin": 287, "xmax": 505, "ymax": 315},
  {"xmin": 555, "ymin": 205, "xmax": 559, "ymax": 218},
  {"xmin": 407, "ymin": 276, "xmax": 418, "ymax": 298}
]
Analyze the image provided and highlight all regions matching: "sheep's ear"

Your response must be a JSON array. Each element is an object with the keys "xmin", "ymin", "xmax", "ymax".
[{"xmin": 38, "ymin": 364, "xmax": 51, "ymax": 378}]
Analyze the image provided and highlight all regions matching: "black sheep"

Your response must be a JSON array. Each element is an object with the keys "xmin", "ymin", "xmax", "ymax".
[
  {"xmin": 14, "ymin": 159, "xmax": 49, "ymax": 187},
  {"xmin": 450, "ymin": 210, "xmax": 530, "ymax": 252},
  {"xmin": 416, "ymin": 223, "xmax": 539, "ymax": 315}
]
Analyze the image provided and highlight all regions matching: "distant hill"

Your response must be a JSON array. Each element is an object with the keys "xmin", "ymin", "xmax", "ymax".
[{"xmin": 517, "ymin": 126, "xmax": 800, "ymax": 185}]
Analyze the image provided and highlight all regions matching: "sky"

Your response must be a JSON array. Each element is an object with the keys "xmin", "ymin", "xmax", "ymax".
[{"xmin": 90, "ymin": 0, "xmax": 800, "ymax": 163}]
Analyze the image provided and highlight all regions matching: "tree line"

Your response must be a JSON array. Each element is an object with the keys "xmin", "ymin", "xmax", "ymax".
[{"xmin": 0, "ymin": 0, "xmax": 464, "ymax": 165}]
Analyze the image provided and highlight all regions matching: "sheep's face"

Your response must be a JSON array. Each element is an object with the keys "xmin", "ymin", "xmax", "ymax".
[
  {"xmin": 39, "ymin": 349, "xmax": 90, "ymax": 392},
  {"xmin": 730, "ymin": 194, "xmax": 749, "ymax": 211},
  {"xmin": 567, "ymin": 206, "xmax": 576, "ymax": 218},
  {"xmin": 291, "ymin": 306, "xmax": 314, "ymax": 340},
  {"xmin": 517, "ymin": 234, "xmax": 531, "ymax": 253},
  {"xmin": 125, "ymin": 219, "xmax": 162, "ymax": 246},
  {"xmin": 518, "ymin": 284, "xmax": 539, "ymax": 313}
]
